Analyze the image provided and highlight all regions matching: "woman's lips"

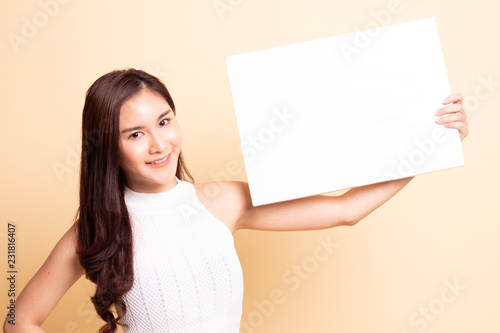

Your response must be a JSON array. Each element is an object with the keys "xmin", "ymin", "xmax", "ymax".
[{"xmin": 146, "ymin": 154, "xmax": 171, "ymax": 168}]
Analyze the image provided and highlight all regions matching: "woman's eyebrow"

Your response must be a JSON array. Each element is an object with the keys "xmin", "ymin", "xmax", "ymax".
[{"xmin": 120, "ymin": 110, "xmax": 172, "ymax": 134}]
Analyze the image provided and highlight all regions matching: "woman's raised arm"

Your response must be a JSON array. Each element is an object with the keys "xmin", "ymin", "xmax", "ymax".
[
  {"xmin": 3, "ymin": 223, "xmax": 85, "ymax": 333},
  {"xmin": 231, "ymin": 94, "xmax": 468, "ymax": 232}
]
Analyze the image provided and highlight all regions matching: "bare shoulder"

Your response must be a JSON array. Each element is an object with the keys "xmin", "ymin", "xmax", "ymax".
[
  {"xmin": 192, "ymin": 181, "xmax": 252, "ymax": 234},
  {"xmin": 46, "ymin": 222, "xmax": 83, "ymax": 277},
  {"xmin": 63, "ymin": 222, "xmax": 80, "ymax": 257}
]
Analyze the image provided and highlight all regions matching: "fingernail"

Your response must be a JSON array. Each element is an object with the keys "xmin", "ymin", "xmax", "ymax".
[{"xmin": 442, "ymin": 97, "xmax": 449, "ymax": 104}]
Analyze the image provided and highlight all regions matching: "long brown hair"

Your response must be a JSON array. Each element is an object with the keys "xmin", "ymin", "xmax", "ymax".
[{"xmin": 75, "ymin": 68, "xmax": 193, "ymax": 332}]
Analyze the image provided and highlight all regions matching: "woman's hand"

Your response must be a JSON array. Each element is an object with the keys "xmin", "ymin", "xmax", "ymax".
[{"xmin": 435, "ymin": 93, "xmax": 469, "ymax": 141}]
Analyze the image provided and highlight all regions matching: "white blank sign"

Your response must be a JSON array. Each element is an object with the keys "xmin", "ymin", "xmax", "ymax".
[{"xmin": 225, "ymin": 18, "xmax": 464, "ymax": 206}]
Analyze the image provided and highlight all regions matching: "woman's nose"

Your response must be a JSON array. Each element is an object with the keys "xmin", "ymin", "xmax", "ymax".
[{"xmin": 148, "ymin": 131, "xmax": 167, "ymax": 154}]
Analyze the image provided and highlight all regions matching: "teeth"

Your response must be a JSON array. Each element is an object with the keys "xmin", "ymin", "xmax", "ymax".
[{"xmin": 149, "ymin": 155, "xmax": 169, "ymax": 164}]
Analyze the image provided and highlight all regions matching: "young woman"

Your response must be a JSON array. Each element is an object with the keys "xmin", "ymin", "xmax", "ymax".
[{"xmin": 3, "ymin": 69, "xmax": 469, "ymax": 333}]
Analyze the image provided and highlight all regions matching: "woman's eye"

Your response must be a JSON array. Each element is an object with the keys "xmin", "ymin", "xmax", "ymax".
[
  {"xmin": 159, "ymin": 118, "xmax": 170, "ymax": 127},
  {"xmin": 129, "ymin": 132, "xmax": 143, "ymax": 139}
]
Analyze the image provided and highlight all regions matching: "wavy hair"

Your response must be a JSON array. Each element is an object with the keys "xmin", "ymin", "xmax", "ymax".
[{"xmin": 75, "ymin": 68, "xmax": 193, "ymax": 332}]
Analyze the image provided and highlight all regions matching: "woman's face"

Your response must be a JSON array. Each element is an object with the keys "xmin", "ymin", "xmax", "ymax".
[{"xmin": 118, "ymin": 88, "xmax": 182, "ymax": 193}]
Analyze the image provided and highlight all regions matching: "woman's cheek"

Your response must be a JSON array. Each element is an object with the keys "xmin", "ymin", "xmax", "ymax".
[
  {"xmin": 175, "ymin": 127, "xmax": 182, "ymax": 145},
  {"xmin": 166, "ymin": 125, "xmax": 182, "ymax": 145},
  {"xmin": 124, "ymin": 141, "xmax": 145, "ymax": 161}
]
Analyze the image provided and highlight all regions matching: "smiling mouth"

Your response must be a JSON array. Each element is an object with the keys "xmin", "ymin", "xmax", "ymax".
[{"xmin": 146, "ymin": 154, "xmax": 170, "ymax": 164}]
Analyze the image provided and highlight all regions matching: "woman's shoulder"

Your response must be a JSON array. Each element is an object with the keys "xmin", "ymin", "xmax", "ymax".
[{"xmin": 191, "ymin": 180, "xmax": 252, "ymax": 233}]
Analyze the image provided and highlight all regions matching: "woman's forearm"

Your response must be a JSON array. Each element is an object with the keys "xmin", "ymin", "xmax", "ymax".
[{"xmin": 341, "ymin": 176, "xmax": 415, "ymax": 225}]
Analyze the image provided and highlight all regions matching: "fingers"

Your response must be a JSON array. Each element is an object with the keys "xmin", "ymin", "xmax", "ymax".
[
  {"xmin": 435, "ymin": 103, "xmax": 463, "ymax": 117},
  {"xmin": 438, "ymin": 116, "xmax": 469, "ymax": 141},
  {"xmin": 435, "ymin": 112, "xmax": 464, "ymax": 125},
  {"xmin": 442, "ymin": 93, "xmax": 463, "ymax": 105},
  {"xmin": 436, "ymin": 93, "xmax": 469, "ymax": 141}
]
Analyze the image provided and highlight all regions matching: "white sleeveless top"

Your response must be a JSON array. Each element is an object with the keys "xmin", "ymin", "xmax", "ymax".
[{"xmin": 120, "ymin": 178, "xmax": 244, "ymax": 332}]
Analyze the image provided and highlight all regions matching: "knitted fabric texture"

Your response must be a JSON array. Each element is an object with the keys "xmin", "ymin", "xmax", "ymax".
[{"xmin": 120, "ymin": 178, "xmax": 244, "ymax": 332}]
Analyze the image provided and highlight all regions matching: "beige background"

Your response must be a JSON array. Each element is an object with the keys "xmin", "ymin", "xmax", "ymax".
[{"xmin": 1, "ymin": 0, "xmax": 499, "ymax": 332}]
